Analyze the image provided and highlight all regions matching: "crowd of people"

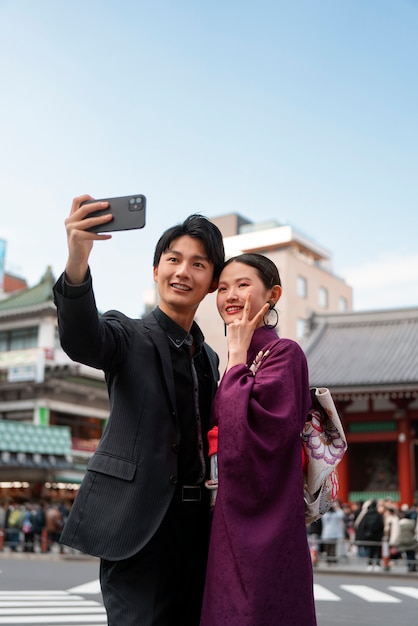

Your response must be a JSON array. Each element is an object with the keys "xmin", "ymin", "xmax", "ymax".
[
  {"xmin": 0, "ymin": 497, "xmax": 71, "ymax": 553},
  {"xmin": 307, "ymin": 498, "xmax": 418, "ymax": 572},
  {"xmin": 2, "ymin": 494, "xmax": 417, "ymax": 574}
]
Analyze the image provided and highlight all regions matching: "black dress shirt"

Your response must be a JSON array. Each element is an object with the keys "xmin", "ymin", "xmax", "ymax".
[{"xmin": 153, "ymin": 307, "xmax": 212, "ymax": 486}]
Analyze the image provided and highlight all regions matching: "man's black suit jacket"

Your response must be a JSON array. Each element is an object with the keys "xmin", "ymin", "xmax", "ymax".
[{"xmin": 53, "ymin": 274, "xmax": 219, "ymax": 560}]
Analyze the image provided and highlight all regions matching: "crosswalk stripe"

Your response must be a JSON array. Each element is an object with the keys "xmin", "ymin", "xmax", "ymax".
[
  {"xmin": 0, "ymin": 592, "xmax": 73, "ymax": 597},
  {"xmin": 388, "ymin": 586, "xmax": 418, "ymax": 600},
  {"xmin": 0, "ymin": 607, "xmax": 106, "ymax": 615},
  {"xmin": 0, "ymin": 581, "xmax": 416, "ymax": 624},
  {"xmin": 0, "ymin": 594, "xmax": 84, "ymax": 602},
  {"xmin": 0, "ymin": 601, "xmax": 101, "ymax": 608},
  {"xmin": 0, "ymin": 617, "xmax": 106, "ymax": 625},
  {"xmin": 313, "ymin": 584, "xmax": 341, "ymax": 601},
  {"xmin": 340, "ymin": 585, "xmax": 401, "ymax": 603},
  {"xmin": 0, "ymin": 589, "xmax": 107, "ymax": 624},
  {"xmin": 68, "ymin": 581, "xmax": 101, "ymax": 594}
]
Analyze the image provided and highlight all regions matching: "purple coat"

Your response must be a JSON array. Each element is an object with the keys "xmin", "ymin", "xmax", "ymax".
[{"xmin": 200, "ymin": 327, "xmax": 317, "ymax": 626}]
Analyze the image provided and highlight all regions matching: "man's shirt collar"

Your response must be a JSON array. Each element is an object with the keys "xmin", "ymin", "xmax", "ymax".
[{"xmin": 153, "ymin": 307, "xmax": 204, "ymax": 350}]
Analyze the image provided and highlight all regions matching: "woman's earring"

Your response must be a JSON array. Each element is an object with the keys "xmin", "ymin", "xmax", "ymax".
[
  {"xmin": 224, "ymin": 323, "xmax": 227, "ymax": 337},
  {"xmin": 263, "ymin": 304, "xmax": 279, "ymax": 329}
]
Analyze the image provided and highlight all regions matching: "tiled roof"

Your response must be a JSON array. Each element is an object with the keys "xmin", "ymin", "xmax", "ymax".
[
  {"xmin": 0, "ymin": 266, "xmax": 55, "ymax": 311},
  {"xmin": 302, "ymin": 307, "xmax": 418, "ymax": 389},
  {"xmin": 0, "ymin": 420, "xmax": 71, "ymax": 455}
]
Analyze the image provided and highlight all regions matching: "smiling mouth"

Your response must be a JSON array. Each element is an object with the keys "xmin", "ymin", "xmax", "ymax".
[
  {"xmin": 171, "ymin": 283, "xmax": 191, "ymax": 292},
  {"xmin": 225, "ymin": 306, "xmax": 242, "ymax": 314}
]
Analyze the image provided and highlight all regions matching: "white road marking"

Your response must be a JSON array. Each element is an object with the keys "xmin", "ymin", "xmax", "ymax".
[
  {"xmin": 0, "ymin": 601, "xmax": 100, "ymax": 607},
  {"xmin": 0, "ymin": 592, "xmax": 74, "ymax": 597},
  {"xmin": 0, "ymin": 590, "xmax": 106, "ymax": 624},
  {"xmin": 388, "ymin": 586, "xmax": 418, "ymax": 600},
  {"xmin": 0, "ymin": 617, "xmax": 106, "ymax": 624},
  {"xmin": 0, "ymin": 607, "xmax": 106, "ymax": 615},
  {"xmin": 314, "ymin": 584, "xmax": 341, "ymax": 601},
  {"xmin": 68, "ymin": 580, "xmax": 101, "ymax": 594},
  {"xmin": 340, "ymin": 585, "xmax": 401, "ymax": 603}
]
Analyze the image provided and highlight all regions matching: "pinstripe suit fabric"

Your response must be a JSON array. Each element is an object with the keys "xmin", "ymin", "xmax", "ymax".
[{"xmin": 53, "ymin": 274, "xmax": 219, "ymax": 624}]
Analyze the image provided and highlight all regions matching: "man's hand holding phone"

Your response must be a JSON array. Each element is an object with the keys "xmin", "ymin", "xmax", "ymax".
[
  {"xmin": 64, "ymin": 195, "xmax": 114, "ymax": 285},
  {"xmin": 64, "ymin": 194, "xmax": 146, "ymax": 285}
]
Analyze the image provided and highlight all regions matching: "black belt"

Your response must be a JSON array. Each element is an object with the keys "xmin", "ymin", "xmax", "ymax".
[{"xmin": 179, "ymin": 485, "xmax": 201, "ymax": 502}]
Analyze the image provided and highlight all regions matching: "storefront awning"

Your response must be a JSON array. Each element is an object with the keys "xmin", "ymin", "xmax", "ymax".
[{"xmin": 0, "ymin": 420, "xmax": 73, "ymax": 473}]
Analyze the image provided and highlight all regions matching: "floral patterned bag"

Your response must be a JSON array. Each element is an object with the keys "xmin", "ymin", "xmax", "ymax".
[
  {"xmin": 302, "ymin": 387, "xmax": 347, "ymax": 525},
  {"xmin": 205, "ymin": 355, "xmax": 347, "ymax": 523}
]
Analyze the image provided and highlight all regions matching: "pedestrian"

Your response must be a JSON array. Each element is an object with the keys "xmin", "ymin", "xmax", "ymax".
[
  {"xmin": 0, "ymin": 498, "xmax": 6, "ymax": 547},
  {"xmin": 5, "ymin": 502, "xmax": 24, "ymax": 552},
  {"xmin": 355, "ymin": 500, "xmax": 384, "ymax": 571},
  {"xmin": 31, "ymin": 500, "xmax": 46, "ymax": 552},
  {"xmin": 53, "ymin": 194, "xmax": 225, "ymax": 626},
  {"xmin": 21, "ymin": 502, "xmax": 35, "ymax": 553},
  {"xmin": 320, "ymin": 503, "xmax": 345, "ymax": 565},
  {"xmin": 354, "ymin": 499, "xmax": 372, "ymax": 558},
  {"xmin": 397, "ymin": 511, "xmax": 417, "ymax": 572},
  {"xmin": 384, "ymin": 504, "xmax": 401, "ymax": 561},
  {"xmin": 307, "ymin": 517, "xmax": 322, "ymax": 566},
  {"xmin": 342, "ymin": 502, "xmax": 356, "ymax": 556},
  {"xmin": 200, "ymin": 253, "xmax": 317, "ymax": 626},
  {"xmin": 45, "ymin": 503, "xmax": 64, "ymax": 552}
]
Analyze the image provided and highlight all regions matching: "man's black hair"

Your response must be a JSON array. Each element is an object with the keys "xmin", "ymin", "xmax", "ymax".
[{"xmin": 153, "ymin": 214, "xmax": 225, "ymax": 280}]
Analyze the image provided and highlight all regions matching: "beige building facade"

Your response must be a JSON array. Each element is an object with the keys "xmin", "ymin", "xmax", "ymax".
[{"xmin": 195, "ymin": 213, "xmax": 353, "ymax": 372}]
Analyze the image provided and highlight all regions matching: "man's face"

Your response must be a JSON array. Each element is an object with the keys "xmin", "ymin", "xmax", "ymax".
[{"xmin": 153, "ymin": 235, "xmax": 216, "ymax": 317}]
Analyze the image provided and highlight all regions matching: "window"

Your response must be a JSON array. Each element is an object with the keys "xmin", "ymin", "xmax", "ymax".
[
  {"xmin": 0, "ymin": 327, "xmax": 38, "ymax": 352},
  {"xmin": 297, "ymin": 276, "xmax": 307, "ymax": 298},
  {"xmin": 54, "ymin": 327, "xmax": 61, "ymax": 349},
  {"xmin": 52, "ymin": 412, "xmax": 104, "ymax": 440},
  {"xmin": 297, "ymin": 319, "xmax": 307, "ymax": 340},
  {"xmin": 318, "ymin": 287, "xmax": 328, "ymax": 309},
  {"xmin": 339, "ymin": 296, "xmax": 348, "ymax": 312}
]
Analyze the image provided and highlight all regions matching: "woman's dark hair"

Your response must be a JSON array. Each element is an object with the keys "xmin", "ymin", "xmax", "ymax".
[
  {"xmin": 222, "ymin": 253, "xmax": 281, "ymax": 289},
  {"xmin": 153, "ymin": 214, "xmax": 225, "ymax": 280}
]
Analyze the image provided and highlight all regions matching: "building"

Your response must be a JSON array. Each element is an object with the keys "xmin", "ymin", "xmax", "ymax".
[
  {"xmin": 196, "ymin": 213, "xmax": 353, "ymax": 372},
  {"xmin": 302, "ymin": 307, "xmax": 418, "ymax": 505},
  {"xmin": 0, "ymin": 267, "xmax": 108, "ymax": 500},
  {"xmin": 1, "ymin": 271, "xmax": 28, "ymax": 298}
]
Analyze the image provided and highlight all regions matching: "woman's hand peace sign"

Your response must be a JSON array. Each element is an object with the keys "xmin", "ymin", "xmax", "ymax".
[{"xmin": 225, "ymin": 294, "xmax": 270, "ymax": 372}]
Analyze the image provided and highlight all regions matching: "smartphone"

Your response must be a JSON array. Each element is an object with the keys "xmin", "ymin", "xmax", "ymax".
[{"xmin": 82, "ymin": 194, "xmax": 146, "ymax": 233}]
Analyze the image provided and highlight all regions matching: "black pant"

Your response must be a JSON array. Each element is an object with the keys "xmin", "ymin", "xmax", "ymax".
[{"xmin": 100, "ymin": 491, "xmax": 210, "ymax": 626}]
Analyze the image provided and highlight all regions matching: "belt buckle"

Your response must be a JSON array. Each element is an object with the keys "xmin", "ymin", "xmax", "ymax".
[{"xmin": 182, "ymin": 485, "xmax": 201, "ymax": 502}]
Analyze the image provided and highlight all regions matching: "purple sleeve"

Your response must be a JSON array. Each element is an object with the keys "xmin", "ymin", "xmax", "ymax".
[{"xmin": 214, "ymin": 339, "xmax": 311, "ymax": 509}]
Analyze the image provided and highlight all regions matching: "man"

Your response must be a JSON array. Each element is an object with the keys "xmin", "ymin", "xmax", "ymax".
[{"xmin": 53, "ymin": 195, "xmax": 225, "ymax": 625}]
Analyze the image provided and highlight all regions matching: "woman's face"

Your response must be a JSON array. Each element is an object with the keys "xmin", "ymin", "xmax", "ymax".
[{"xmin": 216, "ymin": 261, "xmax": 279, "ymax": 328}]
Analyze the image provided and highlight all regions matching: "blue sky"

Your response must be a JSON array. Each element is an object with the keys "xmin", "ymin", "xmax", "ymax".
[{"xmin": 1, "ymin": 0, "xmax": 417, "ymax": 317}]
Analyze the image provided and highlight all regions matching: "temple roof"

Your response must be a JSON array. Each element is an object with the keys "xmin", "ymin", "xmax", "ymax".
[
  {"xmin": 0, "ymin": 266, "xmax": 55, "ymax": 312},
  {"xmin": 302, "ymin": 307, "xmax": 418, "ymax": 390}
]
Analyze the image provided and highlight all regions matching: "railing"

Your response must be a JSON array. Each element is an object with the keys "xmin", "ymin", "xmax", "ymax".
[
  {"xmin": 308, "ymin": 535, "xmax": 418, "ymax": 572},
  {"xmin": 0, "ymin": 527, "xmax": 59, "ymax": 553}
]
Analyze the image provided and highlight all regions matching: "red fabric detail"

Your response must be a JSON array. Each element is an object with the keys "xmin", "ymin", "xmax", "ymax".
[
  {"xmin": 301, "ymin": 444, "xmax": 308, "ymax": 473},
  {"xmin": 207, "ymin": 426, "xmax": 218, "ymax": 456}
]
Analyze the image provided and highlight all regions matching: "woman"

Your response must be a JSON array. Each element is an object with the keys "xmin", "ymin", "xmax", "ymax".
[
  {"xmin": 397, "ymin": 511, "xmax": 417, "ymax": 572},
  {"xmin": 355, "ymin": 500, "xmax": 384, "ymax": 570},
  {"xmin": 200, "ymin": 254, "xmax": 317, "ymax": 626}
]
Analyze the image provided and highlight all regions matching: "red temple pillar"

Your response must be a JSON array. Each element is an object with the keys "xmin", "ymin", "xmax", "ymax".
[
  {"xmin": 334, "ymin": 397, "xmax": 351, "ymax": 504},
  {"xmin": 397, "ymin": 416, "xmax": 413, "ymax": 506},
  {"xmin": 337, "ymin": 452, "xmax": 349, "ymax": 503}
]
